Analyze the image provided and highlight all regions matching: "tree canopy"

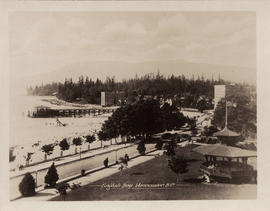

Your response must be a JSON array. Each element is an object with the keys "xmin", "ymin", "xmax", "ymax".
[
  {"xmin": 59, "ymin": 138, "xmax": 70, "ymax": 151},
  {"xmin": 98, "ymin": 99, "xmax": 187, "ymax": 142},
  {"xmin": 41, "ymin": 144, "xmax": 54, "ymax": 155}
]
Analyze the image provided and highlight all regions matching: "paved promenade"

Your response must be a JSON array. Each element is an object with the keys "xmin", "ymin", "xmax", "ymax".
[
  {"xmin": 10, "ymin": 142, "xmax": 134, "ymax": 179},
  {"xmin": 10, "ymin": 142, "xmax": 155, "ymax": 200},
  {"xmin": 14, "ymin": 149, "xmax": 162, "ymax": 201}
]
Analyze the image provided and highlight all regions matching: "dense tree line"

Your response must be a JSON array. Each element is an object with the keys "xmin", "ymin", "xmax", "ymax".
[
  {"xmin": 27, "ymin": 73, "xmax": 256, "ymax": 111},
  {"xmin": 27, "ymin": 73, "xmax": 217, "ymax": 106}
]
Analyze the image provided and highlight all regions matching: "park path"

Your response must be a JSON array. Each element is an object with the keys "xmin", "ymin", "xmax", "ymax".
[
  {"xmin": 10, "ymin": 142, "xmax": 133, "ymax": 179},
  {"xmin": 13, "ymin": 149, "xmax": 162, "ymax": 201},
  {"xmin": 10, "ymin": 142, "xmax": 155, "ymax": 200}
]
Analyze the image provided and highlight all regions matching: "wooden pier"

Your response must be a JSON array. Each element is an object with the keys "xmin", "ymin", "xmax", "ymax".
[{"xmin": 28, "ymin": 106, "xmax": 116, "ymax": 118}]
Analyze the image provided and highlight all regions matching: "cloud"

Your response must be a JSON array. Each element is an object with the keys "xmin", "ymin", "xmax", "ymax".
[{"xmin": 9, "ymin": 12, "xmax": 256, "ymax": 77}]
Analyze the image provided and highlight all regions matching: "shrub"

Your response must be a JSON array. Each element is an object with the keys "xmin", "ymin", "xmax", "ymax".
[
  {"xmin": 207, "ymin": 138, "xmax": 217, "ymax": 144},
  {"xmin": 56, "ymin": 182, "xmax": 70, "ymax": 200},
  {"xmin": 198, "ymin": 137, "xmax": 207, "ymax": 143},
  {"xmin": 161, "ymin": 133, "xmax": 172, "ymax": 139},
  {"xmin": 202, "ymin": 125, "xmax": 218, "ymax": 137},
  {"xmin": 19, "ymin": 172, "xmax": 36, "ymax": 197},
  {"xmin": 45, "ymin": 162, "xmax": 59, "ymax": 188},
  {"xmin": 164, "ymin": 140, "xmax": 177, "ymax": 156},
  {"xmin": 172, "ymin": 134, "xmax": 180, "ymax": 142},
  {"xmin": 137, "ymin": 141, "xmax": 146, "ymax": 155}
]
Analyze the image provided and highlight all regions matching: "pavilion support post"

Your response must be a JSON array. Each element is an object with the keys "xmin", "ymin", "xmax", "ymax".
[{"xmin": 228, "ymin": 158, "xmax": 232, "ymax": 171}]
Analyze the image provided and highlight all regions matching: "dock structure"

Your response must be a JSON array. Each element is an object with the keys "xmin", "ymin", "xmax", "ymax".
[{"xmin": 28, "ymin": 106, "xmax": 116, "ymax": 118}]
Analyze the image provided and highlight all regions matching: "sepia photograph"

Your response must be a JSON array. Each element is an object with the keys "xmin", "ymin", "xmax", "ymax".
[
  {"xmin": 1, "ymin": 1, "xmax": 269, "ymax": 208},
  {"xmin": 6, "ymin": 10, "xmax": 258, "ymax": 202}
]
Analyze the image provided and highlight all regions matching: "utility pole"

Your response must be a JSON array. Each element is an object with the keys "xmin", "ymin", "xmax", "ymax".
[
  {"xmin": 35, "ymin": 171, "xmax": 38, "ymax": 188},
  {"xmin": 115, "ymin": 149, "xmax": 118, "ymax": 163}
]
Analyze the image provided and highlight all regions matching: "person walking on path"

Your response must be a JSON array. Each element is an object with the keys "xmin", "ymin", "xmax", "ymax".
[
  {"xmin": 119, "ymin": 157, "xmax": 128, "ymax": 169},
  {"xmin": 124, "ymin": 154, "xmax": 130, "ymax": 162},
  {"xmin": 104, "ymin": 157, "xmax": 109, "ymax": 168}
]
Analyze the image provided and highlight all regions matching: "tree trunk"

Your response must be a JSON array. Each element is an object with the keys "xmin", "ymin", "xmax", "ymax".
[
  {"xmin": 44, "ymin": 153, "xmax": 47, "ymax": 161},
  {"xmin": 88, "ymin": 144, "xmax": 90, "ymax": 150},
  {"xmin": 176, "ymin": 174, "xmax": 179, "ymax": 183},
  {"xmin": 60, "ymin": 151, "xmax": 63, "ymax": 157}
]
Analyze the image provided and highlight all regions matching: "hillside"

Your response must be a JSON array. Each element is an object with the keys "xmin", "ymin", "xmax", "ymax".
[{"xmin": 25, "ymin": 60, "xmax": 256, "ymax": 86}]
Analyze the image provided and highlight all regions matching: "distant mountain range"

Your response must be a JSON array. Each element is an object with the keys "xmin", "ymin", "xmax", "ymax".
[{"xmin": 25, "ymin": 59, "xmax": 256, "ymax": 86}]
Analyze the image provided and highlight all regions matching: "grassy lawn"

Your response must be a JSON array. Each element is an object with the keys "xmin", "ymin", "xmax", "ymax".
[{"xmin": 50, "ymin": 145, "xmax": 257, "ymax": 200}]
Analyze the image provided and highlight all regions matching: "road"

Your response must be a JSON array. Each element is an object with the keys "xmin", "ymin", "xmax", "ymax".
[{"xmin": 10, "ymin": 143, "xmax": 155, "ymax": 200}]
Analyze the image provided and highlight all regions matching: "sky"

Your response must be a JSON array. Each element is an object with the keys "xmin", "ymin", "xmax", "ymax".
[{"xmin": 9, "ymin": 11, "xmax": 256, "ymax": 80}]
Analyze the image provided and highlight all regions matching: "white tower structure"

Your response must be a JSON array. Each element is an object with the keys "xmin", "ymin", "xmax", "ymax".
[
  {"xmin": 214, "ymin": 85, "xmax": 226, "ymax": 109},
  {"xmin": 101, "ymin": 92, "xmax": 106, "ymax": 106}
]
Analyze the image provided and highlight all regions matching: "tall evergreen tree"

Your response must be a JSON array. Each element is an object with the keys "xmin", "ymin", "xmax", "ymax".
[{"xmin": 45, "ymin": 162, "xmax": 59, "ymax": 188}]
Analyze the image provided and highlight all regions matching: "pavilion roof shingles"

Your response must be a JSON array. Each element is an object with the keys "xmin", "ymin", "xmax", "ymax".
[{"xmin": 193, "ymin": 144, "xmax": 257, "ymax": 158}]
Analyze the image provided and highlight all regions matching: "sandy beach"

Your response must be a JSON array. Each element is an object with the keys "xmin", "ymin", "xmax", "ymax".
[{"xmin": 9, "ymin": 95, "xmax": 113, "ymax": 170}]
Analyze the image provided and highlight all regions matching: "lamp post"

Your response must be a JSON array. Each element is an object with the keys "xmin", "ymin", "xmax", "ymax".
[
  {"xmin": 35, "ymin": 171, "xmax": 38, "ymax": 188},
  {"xmin": 115, "ymin": 149, "xmax": 118, "ymax": 163}
]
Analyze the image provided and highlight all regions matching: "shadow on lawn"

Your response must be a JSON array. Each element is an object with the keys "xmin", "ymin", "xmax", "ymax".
[
  {"xmin": 184, "ymin": 178, "xmax": 205, "ymax": 184},
  {"xmin": 184, "ymin": 158, "xmax": 200, "ymax": 163},
  {"xmin": 130, "ymin": 172, "xmax": 144, "ymax": 176},
  {"xmin": 142, "ymin": 154, "xmax": 157, "ymax": 157},
  {"xmin": 35, "ymin": 192, "xmax": 56, "ymax": 197}
]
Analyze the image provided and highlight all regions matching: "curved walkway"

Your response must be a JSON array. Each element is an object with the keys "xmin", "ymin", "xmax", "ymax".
[{"xmin": 13, "ymin": 150, "xmax": 162, "ymax": 201}]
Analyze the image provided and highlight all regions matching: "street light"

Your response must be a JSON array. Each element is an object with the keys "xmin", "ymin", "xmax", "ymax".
[
  {"xmin": 35, "ymin": 171, "xmax": 38, "ymax": 188},
  {"xmin": 115, "ymin": 149, "xmax": 118, "ymax": 163}
]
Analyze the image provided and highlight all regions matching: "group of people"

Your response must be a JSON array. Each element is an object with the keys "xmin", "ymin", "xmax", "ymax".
[{"xmin": 103, "ymin": 154, "xmax": 130, "ymax": 171}]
